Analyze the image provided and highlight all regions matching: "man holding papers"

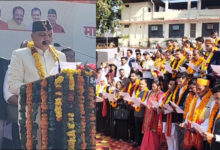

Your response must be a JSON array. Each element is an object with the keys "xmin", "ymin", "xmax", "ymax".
[
  {"xmin": 202, "ymin": 84, "xmax": 220, "ymax": 150},
  {"xmin": 181, "ymin": 78, "xmax": 214, "ymax": 150},
  {"xmin": 159, "ymin": 79, "xmax": 177, "ymax": 150}
]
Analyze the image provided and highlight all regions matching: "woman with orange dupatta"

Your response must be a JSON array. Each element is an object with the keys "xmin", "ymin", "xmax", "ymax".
[{"xmin": 140, "ymin": 81, "xmax": 164, "ymax": 150}]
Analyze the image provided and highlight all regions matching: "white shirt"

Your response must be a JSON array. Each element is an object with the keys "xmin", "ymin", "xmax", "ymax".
[
  {"xmin": 117, "ymin": 63, "xmax": 131, "ymax": 78},
  {"xmin": 142, "ymin": 59, "xmax": 154, "ymax": 79}
]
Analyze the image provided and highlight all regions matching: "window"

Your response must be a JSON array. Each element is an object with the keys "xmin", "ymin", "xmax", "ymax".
[
  {"xmin": 148, "ymin": 8, "xmax": 151, "ymax": 12},
  {"xmin": 169, "ymin": 24, "xmax": 184, "ymax": 38},
  {"xmin": 190, "ymin": 24, "xmax": 196, "ymax": 38},
  {"xmin": 172, "ymin": 25, "xmax": 179, "ymax": 30},
  {"xmin": 202, "ymin": 23, "xmax": 219, "ymax": 37},
  {"xmin": 148, "ymin": 24, "xmax": 163, "ymax": 38},
  {"xmin": 151, "ymin": 26, "xmax": 158, "ymax": 31},
  {"xmin": 124, "ymin": 24, "xmax": 130, "ymax": 28}
]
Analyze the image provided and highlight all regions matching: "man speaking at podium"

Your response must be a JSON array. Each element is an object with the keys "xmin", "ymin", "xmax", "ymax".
[
  {"xmin": 7, "ymin": 20, "xmax": 66, "ymax": 148},
  {"xmin": 8, "ymin": 20, "xmax": 66, "ymax": 95}
]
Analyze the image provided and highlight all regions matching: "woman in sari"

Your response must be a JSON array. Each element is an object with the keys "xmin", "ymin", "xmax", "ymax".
[{"xmin": 140, "ymin": 81, "xmax": 164, "ymax": 150}]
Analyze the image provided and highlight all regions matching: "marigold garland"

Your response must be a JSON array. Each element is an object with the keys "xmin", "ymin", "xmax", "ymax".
[
  {"xmin": 77, "ymin": 75, "xmax": 87, "ymax": 149},
  {"xmin": 172, "ymin": 83, "xmax": 188, "ymax": 106},
  {"xmin": 192, "ymin": 90, "xmax": 212, "ymax": 123},
  {"xmin": 26, "ymin": 83, "xmax": 33, "ymax": 150},
  {"xmin": 40, "ymin": 78, "xmax": 48, "ymax": 149},
  {"xmin": 187, "ymin": 96, "xmax": 198, "ymax": 122},
  {"xmin": 127, "ymin": 79, "xmax": 140, "ymax": 104},
  {"xmin": 207, "ymin": 104, "xmax": 219, "ymax": 133},
  {"xmin": 183, "ymin": 93, "xmax": 194, "ymax": 119},
  {"xmin": 187, "ymin": 57, "xmax": 204, "ymax": 74},
  {"xmin": 171, "ymin": 56, "xmax": 185, "ymax": 78},
  {"xmin": 134, "ymin": 87, "xmax": 148, "ymax": 112},
  {"xmin": 67, "ymin": 113, "xmax": 76, "ymax": 149},
  {"xmin": 55, "ymin": 75, "xmax": 64, "ymax": 122},
  {"xmin": 27, "ymin": 41, "xmax": 59, "ymax": 79}
]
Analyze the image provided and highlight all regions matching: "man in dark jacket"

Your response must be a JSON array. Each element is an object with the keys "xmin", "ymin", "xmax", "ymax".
[{"xmin": 0, "ymin": 57, "xmax": 9, "ymax": 149}]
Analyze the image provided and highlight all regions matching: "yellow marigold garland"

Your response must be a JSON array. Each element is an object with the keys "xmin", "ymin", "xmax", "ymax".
[
  {"xmin": 187, "ymin": 57, "xmax": 204, "ymax": 74},
  {"xmin": 207, "ymin": 104, "xmax": 219, "ymax": 133},
  {"xmin": 27, "ymin": 41, "xmax": 58, "ymax": 79},
  {"xmin": 171, "ymin": 56, "xmax": 185, "ymax": 78},
  {"xmin": 183, "ymin": 93, "xmax": 194, "ymax": 119},
  {"xmin": 54, "ymin": 76, "xmax": 64, "ymax": 122},
  {"xmin": 192, "ymin": 90, "xmax": 212, "ymax": 123},
  {"xmin": 172, "ymin": 83, "xmax": 188, "ymax": 106}
]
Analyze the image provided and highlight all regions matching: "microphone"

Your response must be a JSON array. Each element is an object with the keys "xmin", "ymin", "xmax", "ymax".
[
  {"xmin": 53, "ymin": 42, "xmax": 95, "ymax": 60},
  {"xmin": 42, "ymin": 41, "xmax": 47, "ymax": 45}
]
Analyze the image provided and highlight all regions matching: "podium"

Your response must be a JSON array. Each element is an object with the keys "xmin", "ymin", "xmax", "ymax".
[{"xmin": 19, "ymin": 69, "xmax": 96, "ymax": 149}]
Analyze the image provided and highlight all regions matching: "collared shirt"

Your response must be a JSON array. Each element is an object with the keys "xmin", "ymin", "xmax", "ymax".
[{"xmin": 7, "ymin": 19, "xmax": 26, "ymax": 30}]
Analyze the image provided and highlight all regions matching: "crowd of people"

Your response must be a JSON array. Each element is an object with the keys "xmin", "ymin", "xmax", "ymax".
[{"xmin": 96, "ymin": 31, "xmax": 220, "ymax": 150}]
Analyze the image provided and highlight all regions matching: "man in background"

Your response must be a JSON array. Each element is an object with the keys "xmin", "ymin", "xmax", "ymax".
[
  {"xmin": 61, "ymin": 48, "xmax": 75, "ymax": 62},
  {"xmin": 0, "ymin": 57, "xmax": 9, "ymax": 149},
  {"xmin": 7, "ymin": 6, "xmax": 26, "ymax": 30}
]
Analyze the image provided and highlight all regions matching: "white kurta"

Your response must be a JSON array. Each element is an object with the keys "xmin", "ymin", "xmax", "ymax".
[
  {"xmin": 8, "ymin": 46, "xmax": 66, "ymax": 95},
  {"xmin": 7, "ymin": 46, "xmax": 66, "ymax": 149}
]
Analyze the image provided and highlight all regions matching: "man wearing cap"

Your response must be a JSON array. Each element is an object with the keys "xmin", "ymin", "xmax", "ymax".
[
  {"xmin": 47, "ymin": 9, "xmax": 65, "ymax": 33},
  {"xmin": 180, "ymin": 78, "xmax": 213, "ymax": 150},
  {"xmin": 7, "ymin": 20, "xmax": 66, "ymax": 148}
]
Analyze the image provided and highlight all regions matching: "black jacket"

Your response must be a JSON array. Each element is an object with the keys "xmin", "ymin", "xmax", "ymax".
[{"xmin": 0, "ymin": 57, "xmax": 9, "ymax": 120}]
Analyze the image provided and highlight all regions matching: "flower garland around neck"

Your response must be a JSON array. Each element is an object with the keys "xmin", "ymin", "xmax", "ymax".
[
  {"xmin": 192, "ymin": 89, "xmax": 212, "ymax": 123},
  {"xmin": 26, "ymin": 82, "xmax": 33, "ymax": 150},
  {"xmin": 40, "ymin": 78, "xmax": 48, "ymax": 149},
  {"xmin": 109, "ymin": 87, "xmax": 126, "ymax": 108},
  {"xmin": 54, "ymin": 75, "xmax": 64, "ymax": 122},
  {"xmin": 201, "ymin": 49, "xmax": 216, "ymax": 71},
  {"xmin": 154, "ymin": 58, "xmax": 161, "ymax": 69},
  {"xmin": 172, "ymin": 83, "xmax": 188, "ymax": 106},
  {"xmin": 160, "ymin": 89, "xmax": 170, "ymax": 107},
  {"xmin": 171, "ymin": 56, "xmax": 185, "ymax": 78},
  {"xmin": 134, "ymin": 87, "xmax": 148, "ymax": 112},
  {"xmin": 207, "ymin": 104, "xmax": 219, "ymax": 134},
  {"xmin": 127, "ymin": 79, "xmax": 140, "ymax": 104},
  {"xmin": 187, "ymin": 57, "xmax": 204, "ymax": 74},
  {"xmin": 183, "ymin": 93, "xmax": 194, "ymax": 119},
  {"xmin": 27, "ymin": 41, "xmax": 59, "ymax": 79}
]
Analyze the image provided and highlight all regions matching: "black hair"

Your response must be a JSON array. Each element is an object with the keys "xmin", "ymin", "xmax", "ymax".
[
  {"xmin": 127, "ymin": 49, "xmax": 133, "ymax": 54},
  {"xmin": 195, "ymin": 37, "xmax": 204, "ymax": 43},
  {"xmin": 189, "ymin": 77, "xmax": 197, "ymax": 85},
  {"xmin": 135, "ymin": 49, "xmax": 141, "ymax": 53},
  {"xmin": 13, "ymin": 6, "xmax": 25, "ymax": 16},
  {"xmin": 61, "ymin": 48, "xmax": 74, "ymax": 53},
  {"xmin": 176, "ymin": 72, "xmax": 188, "ymax": 79},
  {"xmin": 31, "ymin": 7, "xmax": 41, "ymax": 16},
  {"xmin": 211, "ymin": 30, "xmax": 218, "ymax": 35},
  {"xmin": 212, "ymin": 83, "xmax": 220, "ymax": 94},
  {"xmin": 121, "ymin": 57, "xmax": 128, "ymax": 61},
  {"xmin": 175, "ymin": 49, "xmax": 184, "ymax": 54}
]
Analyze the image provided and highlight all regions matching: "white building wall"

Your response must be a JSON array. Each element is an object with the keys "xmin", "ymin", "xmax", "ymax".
[{"xmin": 120, "ymin": 1, "xmax": 220, "ymax": 48}]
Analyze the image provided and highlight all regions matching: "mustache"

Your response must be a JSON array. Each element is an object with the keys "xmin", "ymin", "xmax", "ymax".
[{"xmin": 42, "ymin": 41, "xmax": 50, "ymax": 45}]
